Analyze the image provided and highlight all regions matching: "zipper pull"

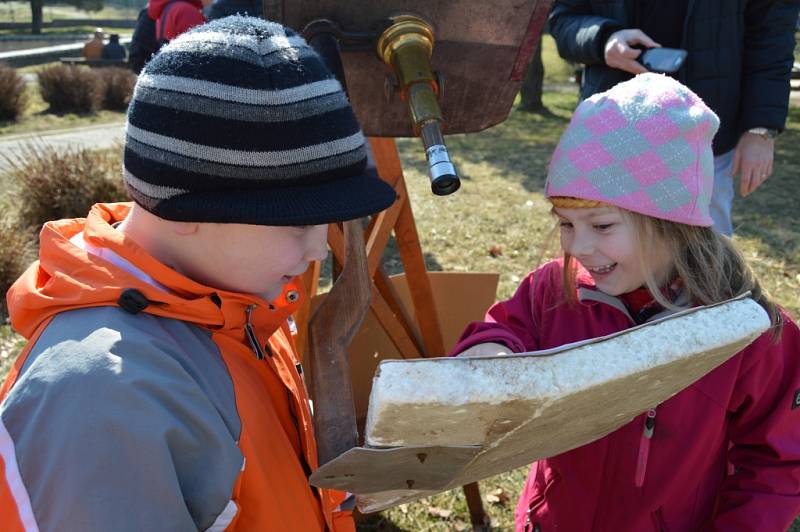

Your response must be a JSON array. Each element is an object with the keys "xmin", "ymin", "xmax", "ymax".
[
  {"xmin": 643, "ymin": 408, "xmax": 656, "ymax": 438},
  {"xmin": 245, "ymin": 305, "xmax": 266, "ymax": 360},
  {"xmin": 635, "ymin": 408, "xmax": 657, "ymax": 487}
]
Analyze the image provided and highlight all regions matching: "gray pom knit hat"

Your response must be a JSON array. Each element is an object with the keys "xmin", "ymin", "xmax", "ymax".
[{"xmin": 123, "ymin": 16, "xmax": 397, "ymax": 225}]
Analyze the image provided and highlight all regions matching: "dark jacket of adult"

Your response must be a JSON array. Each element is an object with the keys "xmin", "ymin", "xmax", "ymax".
[
  {"xmin": 102, "ymin": 35, "xmax": 127, "ymax": 61},
  {"xmin": 206, "ymin": 0, "xmax": 262, "ymax": 20},
  {"xmin": 548, "ymin": 0, "xmax": 800, "ymax": 154}
]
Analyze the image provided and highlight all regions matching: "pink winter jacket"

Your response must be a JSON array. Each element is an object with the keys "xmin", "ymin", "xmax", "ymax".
[{"xmin": 451, "ymin": 260, "xmax": 800, "ymax": 532}]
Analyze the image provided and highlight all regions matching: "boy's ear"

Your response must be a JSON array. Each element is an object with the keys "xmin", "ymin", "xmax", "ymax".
[{"xmin": 170, "ymin": 220, "xmax": 200, "ymax": 236}]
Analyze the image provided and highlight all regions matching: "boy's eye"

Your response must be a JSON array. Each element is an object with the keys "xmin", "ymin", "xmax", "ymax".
[{"xmin": 559, "ymin": 221, "xmax": 573, "ymax": 229}]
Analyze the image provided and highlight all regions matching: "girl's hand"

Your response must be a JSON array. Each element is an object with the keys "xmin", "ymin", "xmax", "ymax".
[
  {"xmin": 604, "ymin": 29, "xmax": 660, "ymax": 75},
  {"xmin": 456, "ymin": 342, "xmax": 512, "ymax": 358}
]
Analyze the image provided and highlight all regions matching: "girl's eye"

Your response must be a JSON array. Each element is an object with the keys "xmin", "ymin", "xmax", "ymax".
[
  {"xmin": 559, "ymin": 221, "xmax": 573, "ymax": 229},
  {"xmin": 594, "ymin": 223, "xmax": 614, "ymax": 231}
]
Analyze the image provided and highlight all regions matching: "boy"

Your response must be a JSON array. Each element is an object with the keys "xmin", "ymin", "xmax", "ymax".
[{"xmin": 0, "ymin": 16, "xmax": 396, "ymax": 531}]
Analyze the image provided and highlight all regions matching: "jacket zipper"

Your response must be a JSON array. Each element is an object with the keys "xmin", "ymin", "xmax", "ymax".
[
  {"xmin": 244, "ymin": 305, "xmax": 314, "ymax": 481},
  {"xmin": 635, "ymin": 407, "xmax": 657, "ymax": 487},
  {"xmin": 245, "ymin": 305, "xmax": 269, "ymax": 360}
]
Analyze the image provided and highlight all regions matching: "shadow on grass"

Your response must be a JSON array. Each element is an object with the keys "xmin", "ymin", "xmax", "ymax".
[
  {"xmin": 356, "ymin": 512, "xmax": 409, "ymax": 532},
  {"xmin": 36, "ymin": 108, "xmax": 95, "ymax": 118},
  {"xmin": 516, "ymin": 105, "xmax": 565, "ymax": 120}
]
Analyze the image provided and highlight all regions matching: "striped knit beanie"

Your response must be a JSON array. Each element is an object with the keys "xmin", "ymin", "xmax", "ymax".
[
  {"xmin": 546, "ymin": 73, "xmax": 719, "ymax": 226},
  {"xmin": 124, "ymin": 16, "xmax": 397, "ymax": 226}
]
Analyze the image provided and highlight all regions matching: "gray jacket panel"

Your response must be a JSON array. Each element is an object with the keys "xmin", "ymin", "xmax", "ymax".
[{"xmin": 1, "ymin": 306, "xmax": 243, "ymax": 531}]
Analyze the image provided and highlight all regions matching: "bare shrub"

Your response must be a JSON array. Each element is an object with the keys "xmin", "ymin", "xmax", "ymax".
[
  {"xmin": 37, "ymin": 65, "xmax": 103, "ymax": 114},
  {"xmin": 98, "ymin": 67, "xmax": 137, "ymax": 111},
  {"xmin": 0, "ymin": 215, "xmax": 34, "ymax": 318},
  {"xmin": 0, "ymin": 64, "xmax": 28, "ymax": 122},
  {"xmin": 5, "ymin": 143, "xmax": 127, "ymax": 233}
]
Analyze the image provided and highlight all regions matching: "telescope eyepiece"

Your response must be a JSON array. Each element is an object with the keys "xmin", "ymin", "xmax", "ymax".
[
  {"xmin": 431, "ymin": 174, "xmax": 460, "ymax": 196},
  {"xmin": 422, "ymin": 122, "xmax": 460, "ymax": 196}
]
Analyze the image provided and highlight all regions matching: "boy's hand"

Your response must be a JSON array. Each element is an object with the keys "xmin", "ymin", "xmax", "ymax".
[
  {"xmin": 604, "ymin": 29, "xmax": 660, "ymax": 75},
  {"xmin": 457, "ymin": 342, "xmax": 512, "ymax": 358}
]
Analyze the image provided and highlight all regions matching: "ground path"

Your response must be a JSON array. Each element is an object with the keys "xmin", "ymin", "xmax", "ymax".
[{"xmin": 0, "ymin": 121, "xmax": 124, "ymax": 173}]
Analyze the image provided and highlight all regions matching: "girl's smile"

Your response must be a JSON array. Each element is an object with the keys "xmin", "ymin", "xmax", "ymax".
[{"xmin": 585, "ymin": 263, "xmax": 617, "ymax": 275}]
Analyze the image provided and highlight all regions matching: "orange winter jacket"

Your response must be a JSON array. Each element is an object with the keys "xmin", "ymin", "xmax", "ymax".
[{"xmin": 0, "ymin": 202, "xmax": 354, "ymax": 531}]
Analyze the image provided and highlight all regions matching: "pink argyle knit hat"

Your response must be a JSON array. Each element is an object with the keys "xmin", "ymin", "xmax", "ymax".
[{"xmin": 545, "ymin": 73, "xmax": 719, "ymax": 226}]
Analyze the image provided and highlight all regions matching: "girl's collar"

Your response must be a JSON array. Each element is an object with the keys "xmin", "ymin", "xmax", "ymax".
[{"xmin": 578, "ymin": 279, "xmax": 687, "ymax": 325}]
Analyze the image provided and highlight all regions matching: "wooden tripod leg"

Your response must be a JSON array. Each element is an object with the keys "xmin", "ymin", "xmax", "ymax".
[
  {"xmin": 369, "ymin": 136, "xmax": 445, "ymax": 356},
  {"xmin": 464, "ymin": 482, "xmax": 491, "ymax": 530},
  {"xmin": 374, "ymin": 266, "xmax": 425, "ymax": 357},
  {"xmin": 368, "ymin": 137, "xmax": 490, "ymax": 527},
  {"xmin": 326, "ymin": 223, "xmax": 423, "ymax": 359}
]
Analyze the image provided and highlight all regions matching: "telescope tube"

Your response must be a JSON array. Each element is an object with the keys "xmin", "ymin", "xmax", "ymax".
[{"xmin": 378, "ymin": 15, "xmax": 460, "ymax": 195}]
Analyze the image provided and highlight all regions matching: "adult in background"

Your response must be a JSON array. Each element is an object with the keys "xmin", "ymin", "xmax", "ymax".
[
  {"xmin": 548, "ymin": 0, "xmax": 800, "ymax": 235},
  {"xmin": 82, "ymin": 28, "xmax": 105, "ymax": 60},
  {"xmin": 101, "ymin": 33, "xmax": 128, "ymax": 61}
]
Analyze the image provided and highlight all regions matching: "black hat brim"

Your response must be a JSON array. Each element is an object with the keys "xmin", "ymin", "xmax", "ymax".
[{"xmin": 138, "ymin": 167, "xmax": 399, "ymax": 226}]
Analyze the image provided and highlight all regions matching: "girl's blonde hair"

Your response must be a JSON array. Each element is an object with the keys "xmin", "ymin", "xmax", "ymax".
[{"xmin": 558, "ymin": 208, "xmax": 783, "ymax": 338}]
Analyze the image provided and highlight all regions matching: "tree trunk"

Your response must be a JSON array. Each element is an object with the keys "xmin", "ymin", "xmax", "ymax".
[
  {"xmin": 519, "ymin": 36, "xmax": 545, "ymax": 112},
  {"xmin": 30, "ymin": 0, "xmax": 44, "ymax": 35}
]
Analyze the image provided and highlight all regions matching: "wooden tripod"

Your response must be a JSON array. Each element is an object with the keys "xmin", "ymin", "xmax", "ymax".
[{"xmin": 294, "ymin": 136, "xmax": 490, "ymax": 529}]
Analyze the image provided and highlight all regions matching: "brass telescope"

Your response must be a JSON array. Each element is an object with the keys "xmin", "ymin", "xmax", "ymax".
[{"xmin": 377, "ymin": 15, "xmax": 460, "ymax": 196}]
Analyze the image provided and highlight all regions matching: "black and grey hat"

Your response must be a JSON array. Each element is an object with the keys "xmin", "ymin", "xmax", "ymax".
[{"xmin": 123, "ymin": 16, "xmax": 397, "ymax": 225}]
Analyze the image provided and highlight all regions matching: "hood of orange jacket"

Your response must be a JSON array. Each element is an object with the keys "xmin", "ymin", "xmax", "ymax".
[{"xmin": 7, "ymin": 202, "xmax": 298, "ymax": 341}]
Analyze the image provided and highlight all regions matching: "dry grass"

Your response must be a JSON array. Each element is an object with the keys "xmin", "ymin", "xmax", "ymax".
[
  {"xmin": 98, "ymin": 67, "xmax": 136, "ymax": 111},
  {"xmin": 0, "ymin": 326, "xmax": 25, "ymax": 389},
  {"xmin": 0, "ymin": 80, "xmax": 124, "ymax": 137},
  {"xmin": 37, "ymin": 64, "xmax": 104, "ymax": 114},
  {"xmin": 5, "ymin": 142, "xmax": 127, "ymax": 233},
  {"xmin": 0, "ymin": 144, "xmax": 126, "ymax": 315},
  {"xmin": 0, "ymin": 64, "xmax": 127, "ymax": 137},
  {"xmin": 0, "ymin": 63, "xmax": 28, "ymax": 121},
  {"xmin": 0, "ymin": 214, "xmax": 34, "ymax": 317}
]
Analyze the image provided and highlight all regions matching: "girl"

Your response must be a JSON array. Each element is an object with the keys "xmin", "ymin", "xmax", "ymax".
[{"xmin": 452, "ymin": 73, "xmax": 800, "ymax": 531}]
